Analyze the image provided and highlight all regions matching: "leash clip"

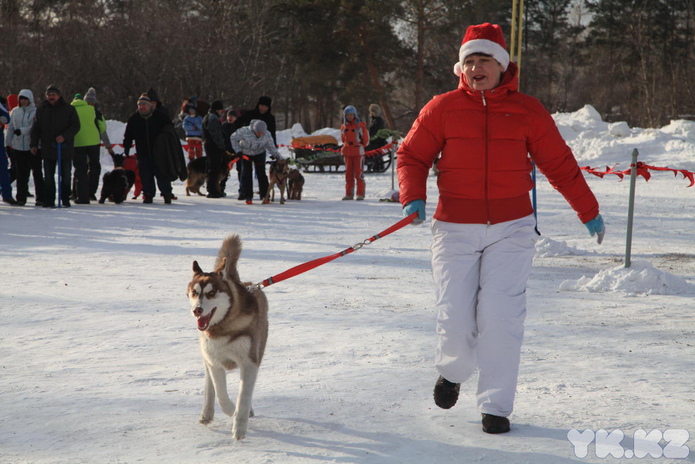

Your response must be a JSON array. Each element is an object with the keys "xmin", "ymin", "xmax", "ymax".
[
  {"xmin": 246, "ymin": 282, "xmax": 263, "ymax": 292},
  {"xmin": 352, "ymin": 239, "xmax": 371, "ymax": 251}
]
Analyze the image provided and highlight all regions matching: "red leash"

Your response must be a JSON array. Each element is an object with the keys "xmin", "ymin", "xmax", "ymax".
[{"xmin": 249, "ymin": 212, "xmax": 418, "ymax": 290}]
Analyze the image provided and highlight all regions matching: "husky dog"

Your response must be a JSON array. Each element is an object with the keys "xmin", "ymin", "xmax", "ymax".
[
  {"xmin": 187, "ymin": 235, "xmax": 268, "ymax": 440},
  {"xmin": 287, "ymin": 169, "xmax": 305, "ymax": 201},
  {"xmin": 98, "ymin": 154, "xmax": 136, "ymax": 204},
  {"xmin": 262, "ymin": 158, "xmax": 290, "ymax": 204}
]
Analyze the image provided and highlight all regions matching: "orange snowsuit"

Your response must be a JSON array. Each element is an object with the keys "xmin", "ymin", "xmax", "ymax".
[{"xmin": 340, "ymin": 119, "xmax": 369, "ymax": 197}]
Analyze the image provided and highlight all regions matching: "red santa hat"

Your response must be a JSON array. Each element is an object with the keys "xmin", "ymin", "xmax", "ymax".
[{"xmin": 453, "ymin": 23, "xmax": 510, "ymax": 76}]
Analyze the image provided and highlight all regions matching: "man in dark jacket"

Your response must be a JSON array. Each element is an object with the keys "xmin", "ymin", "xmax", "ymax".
[
  {"xmin": 30, "ymin": 85, "xmax": 81, "ymax": 208},
  {"xmin": 234, "ymin": 96, "xmax": 277, "ymax": 144},
  {"xmin": 202, "ymin": 100, "xmax": 226, "ymax": 198},
  {"xmin": 122, "ymin": 93, "xmax": 174, "ymax": 204}
]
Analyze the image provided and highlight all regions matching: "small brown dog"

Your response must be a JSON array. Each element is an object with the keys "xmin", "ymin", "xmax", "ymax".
[
  {"xmin": 287, "ymin": 169, "xmax": 305, "ymax": 201},
  {"xmin": 262, "ymin": 158, "xmax": 290, "ymax": 204}
]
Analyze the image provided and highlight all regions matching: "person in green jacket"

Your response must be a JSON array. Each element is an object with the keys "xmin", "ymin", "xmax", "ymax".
[
  {"xmin": 84, "ymin": 87, "xmax": 115, "ymax": 199},
  {"xmin": 71, "ymin": 94, "xmax": 101, "ymax": 204}
]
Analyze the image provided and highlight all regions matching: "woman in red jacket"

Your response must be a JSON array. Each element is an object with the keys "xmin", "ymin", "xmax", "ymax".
[
  {"xmin": 397, "ymin": 23, "xmax": 605, "ymax": 434},
  {"xmin": 340, "ymin": 105, "xmax": 369, "ymax": 200}
]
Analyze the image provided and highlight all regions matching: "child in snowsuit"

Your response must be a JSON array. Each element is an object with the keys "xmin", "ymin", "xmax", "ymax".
[
  {"xmin": 183, "ymin": 106, "xmax": 204, "ymax": 160},
  {"xmin": 340, "ymin": 105, "xmax": 368, "ymax": 200}
]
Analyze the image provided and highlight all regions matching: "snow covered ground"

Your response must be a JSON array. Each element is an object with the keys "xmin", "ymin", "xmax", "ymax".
[{"xmin": 1, "ymin": 106, "xmax": 694, "ymax": 463}]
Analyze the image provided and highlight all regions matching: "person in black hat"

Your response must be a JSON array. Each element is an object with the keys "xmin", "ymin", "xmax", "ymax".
[
  {"xmin": 202, "ymin": 100, "xmax": 226, "ymax": 198},
  {"xmin": 233, "ymin": 95, "xmax": 277, "ymax": 144},
  {"xmin": 30, "ymin": 85, "xmax": 81, "ymax": 207},
  {"xmin": 122, "ymin": 93, "xmax": 175, "ymax": 204}
]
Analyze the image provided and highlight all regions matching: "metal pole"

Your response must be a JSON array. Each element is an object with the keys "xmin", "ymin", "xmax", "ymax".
[
  {"xmin": 57, "ymin": 143, "xmax": 62, "ymax": 209},
  {"xmin": 625, "ymin": 148, "xmax": 639, "ymax": 268},
  {"xmin": 391, "ymin": 147, "xmax": 395, "ymax": 190},
  {"xmin": 510, "ymin": 0, "xmax": 518, "ymax": 60},
  {"xmin": 516, "ymin": 0, "xmax": 524, "ymax": 81}
]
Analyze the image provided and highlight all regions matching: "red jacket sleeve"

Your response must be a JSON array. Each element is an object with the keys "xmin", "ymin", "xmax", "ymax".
[
  {"xmin": 396, "ymin": 99, "xmax": 445, "ymax": 206},
  {"xmin": 526, "ymin": 98, "xmax": 599, "ymax": 223}
]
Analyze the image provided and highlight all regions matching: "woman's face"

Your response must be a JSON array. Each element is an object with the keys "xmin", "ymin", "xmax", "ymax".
[
  {"xmin": 462, "ymin": 54, "xmax": 504, "ymax": 91},
  {"xmin": 345, "ymin": 113, "xmax": 355, "ymax": 122},
  {"xmin": 19, "ymin": 97, "xmax": 30, "ymax": 107}
]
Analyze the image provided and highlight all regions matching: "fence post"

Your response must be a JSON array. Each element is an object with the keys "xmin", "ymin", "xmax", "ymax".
[{"xmin": 624, "ymin": 148, "xmax": 639, "ymax": 268}]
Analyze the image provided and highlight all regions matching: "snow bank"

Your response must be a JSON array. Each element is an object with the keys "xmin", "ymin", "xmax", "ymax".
[
  {"xmin": 534, "ymin": 236, "xmax": 589, "ymax": 258},
  {"xmin": 559, "ymin": 260, "xmax": 694, "ymax": 296}
]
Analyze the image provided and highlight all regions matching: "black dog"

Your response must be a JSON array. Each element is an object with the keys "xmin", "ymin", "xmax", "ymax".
[{"xmin": 99, "ymin": 154, "xmax": 136, "ymax": 204}]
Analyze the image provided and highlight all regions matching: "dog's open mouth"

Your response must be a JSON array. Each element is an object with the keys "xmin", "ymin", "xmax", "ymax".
[{"xmin": 197, "ymin": 307, "xmax": 216, "ymax": 331}]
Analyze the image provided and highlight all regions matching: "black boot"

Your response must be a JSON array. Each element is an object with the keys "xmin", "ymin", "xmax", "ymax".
[
  {"xmin": 481, "ymin": 414, "xmax": 510, "ymax": 434},
  {"xmin": 433, "ymin": 376, "xmax": 460, "ymax": 409}
]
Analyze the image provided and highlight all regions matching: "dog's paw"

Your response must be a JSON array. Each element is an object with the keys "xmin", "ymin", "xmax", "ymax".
[
  {"xmin": 232, "ymin": 424, "xmax": 247, "ymax": 441},
  {"xmin": 199, "ymin": 415, "xmax": 213, "ymax": 425}
]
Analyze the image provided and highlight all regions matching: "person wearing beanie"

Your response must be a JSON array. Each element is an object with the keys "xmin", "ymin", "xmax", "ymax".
[
  {"xmin": 366, "ymin": 103, "xmax": 388, "ymax": 171},
  {"xmin": 71, "ymin": 93, "xmax": 101, "ymax": 203},
  {"xmin": 30, "ymin": 85, "xmax": 81, "ymax": 207},
  {"xmin": 233, "ymin": 95, "xmax": 277, "ymax": 145},
  {"xmin": 340, "ymin": 105, "xmax": 369, "ymax": 200},
  {"xmin": 5, "ymin": 89, "xmax": 45, "ymax": 206},
  {"xmin": 201, "ymin": 100, "xmax": 226, "ymax": 198},
  {"xmin": 122, "ymin": 92, "xmax": 176, "ymax": 204},
  {"xmin": 221, "ymin": 107, "xmax": 242, "ymax": 194},
  {"xmin": 368, "ymin": 103, "xmax": 385, "ymax": 138},
  {"xmin": 84, "ymin": 87, "xmax": 97, "ymax": 104},
  {"xmin": 230, "ymin": 118, "xmax": 282, "ymax": 204},
  {"xmin": 82, "ymin": 87, "xmax": 116, "ymax": 199},
  {"xmin": 397, "ymin": 22, "xmax": 604, "ymax": 434}
]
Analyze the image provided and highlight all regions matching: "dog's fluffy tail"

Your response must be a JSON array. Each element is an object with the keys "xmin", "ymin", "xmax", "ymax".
[{"xmin": 215, "ymin": 234, "xmax": 242, "ymax": 282}]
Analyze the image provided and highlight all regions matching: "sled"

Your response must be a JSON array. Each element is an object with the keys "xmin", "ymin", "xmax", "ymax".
[
  {"xmin": 290, "ymin": 135, "xmax": 343, "ymax": 173},
  {"xmin": 290, "ymin": 134, "xmax": 394, "ymax": 174}
]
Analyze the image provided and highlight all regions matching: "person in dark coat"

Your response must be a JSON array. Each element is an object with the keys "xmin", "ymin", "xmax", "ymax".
[
  {"xmin": 202, "ymin": 100, "xmax": 226, "ymax": 198},
  {"xmin": 233, "ymin": 96, "xmax": 277, "ymax": 144},
  {"xmin": 122, "ymin": 93, "xmax": 175, "ymax": 204},
  {"xmin": 221, "ymin": 108, "xmax": 242, "ymax": 195},
  {"xmin": 368, "ymin": 103, "xmax": 385, "ymax": 139},
  {"xmin": 30, "ymin": 85, "xmax": 81, "ymax": 208}
]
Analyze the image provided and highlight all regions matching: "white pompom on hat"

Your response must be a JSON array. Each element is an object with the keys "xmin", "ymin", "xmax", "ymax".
[{"xmin": 453, "ymin": 23, "xmax": 510, "ymax": 76}]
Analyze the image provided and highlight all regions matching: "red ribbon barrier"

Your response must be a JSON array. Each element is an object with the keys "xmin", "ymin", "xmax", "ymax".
[
  {"xmin": 581, "ymin": 162, "xmax": 694, "ymax": 187},
  {"xmin": 281, "ymin": 141, "xmax": 396, "ymax": 158}
]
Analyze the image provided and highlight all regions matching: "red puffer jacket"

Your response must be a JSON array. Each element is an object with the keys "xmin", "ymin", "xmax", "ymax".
[{"xmin": 397, "ymin": 62, "xmax": 599, "ymax": 225}]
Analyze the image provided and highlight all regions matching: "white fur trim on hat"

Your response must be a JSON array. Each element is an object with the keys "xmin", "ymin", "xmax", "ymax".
[{"xmin": 454, "ymin": 38, "xmax": 510, "ymax": 76}]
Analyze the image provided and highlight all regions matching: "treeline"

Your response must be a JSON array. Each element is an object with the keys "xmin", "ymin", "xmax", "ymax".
[{"xmin": 1, "ymin": 0, "xmax": 694, "ymax": 132}]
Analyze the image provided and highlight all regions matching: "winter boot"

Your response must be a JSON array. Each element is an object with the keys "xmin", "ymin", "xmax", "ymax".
[
  {"xmin": 433, "ymin": 376, "xmax": 460, "ymax": 409},
  {"xmin": 481, "ymin": 414, "xmax": 510, "ymax": 434}
]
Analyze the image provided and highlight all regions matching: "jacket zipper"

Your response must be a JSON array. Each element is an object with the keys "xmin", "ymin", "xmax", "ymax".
[{"xmin": 481, "ymin": 91, "xmax": 490, "ymax": 226}]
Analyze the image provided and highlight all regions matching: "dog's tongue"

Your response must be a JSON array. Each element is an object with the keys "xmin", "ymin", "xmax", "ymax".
[{"xmin": 197, "ymin": 309, "xmax": 215, "ymax": 331}]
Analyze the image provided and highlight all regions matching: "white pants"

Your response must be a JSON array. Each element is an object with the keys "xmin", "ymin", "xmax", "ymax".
[{"xmin": 431, "ymin": 215, "xmax": 537, "ymax": 417}]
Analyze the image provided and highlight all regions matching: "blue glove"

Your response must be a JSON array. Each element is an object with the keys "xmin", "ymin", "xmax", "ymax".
[
  {"xmin": 403, "ymin": 199, "xmax": 426, "ymax": 225},
  {"xmin": 584, "ymin": 214, "xmax": 605, "ymax": 244}
]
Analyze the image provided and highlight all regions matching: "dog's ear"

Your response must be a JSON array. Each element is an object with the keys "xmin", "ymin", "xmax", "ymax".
[
  {"xmin": 192, "ymin": 260, "xmax": 204, "ymax": 275},
  {"xmin": 214, "ymin": 257, "xmax": 227, "ymax": 277}
]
